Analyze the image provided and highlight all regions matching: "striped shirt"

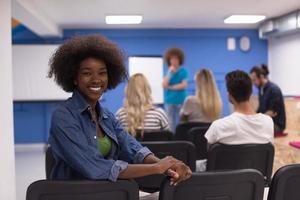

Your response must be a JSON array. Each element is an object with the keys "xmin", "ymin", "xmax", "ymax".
[{"xmin": 115, "ymin": 107, "xmax": 170, "ymax": 132}]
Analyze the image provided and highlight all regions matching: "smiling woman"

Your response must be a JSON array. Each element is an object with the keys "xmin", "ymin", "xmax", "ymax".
[{"xmin": 47, "ymin": 35, "xmax": 192, "ymax": 184}]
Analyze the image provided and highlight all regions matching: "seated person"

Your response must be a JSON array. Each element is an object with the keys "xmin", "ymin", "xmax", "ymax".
[
  {"xmin": 205, "ymin": 70, "xmax": 274, "ymax": 145},
  {"xmin": 180, "ymin": 68, "xmax": 222, "ymax": 123},
  {"xmin": 250, "ymin": 64, "xmax": 286, "ymax": 134},
  {"xmin": 116, "ymin": 73, "xmax": 170, "ymax": 139},
  {"xmin": 47, "ymin": 35, "xmax": 191, "ymax": 185}
]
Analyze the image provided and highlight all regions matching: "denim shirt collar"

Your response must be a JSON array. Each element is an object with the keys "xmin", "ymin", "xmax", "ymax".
[{"xmin": 70, "ymin": 89, "xmax": 108, "ymax": 120}]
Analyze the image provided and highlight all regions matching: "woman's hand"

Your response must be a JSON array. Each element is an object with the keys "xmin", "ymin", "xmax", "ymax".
[
  {"xmin": 166, "ymin": 161, "xmax": 192, "ymax": 186},
  {"xmin": 154, "ymin": 156, "xmax": 178, "ymax": 174},
  {"xmin": 168, "ymin": 66, "xmax": 176, "ymax": 74}
]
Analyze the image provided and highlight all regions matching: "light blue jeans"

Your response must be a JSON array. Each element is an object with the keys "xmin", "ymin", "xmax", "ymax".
[{"xmin": 165, "ymin": 104, "xmax": 182, "ymax": 133}]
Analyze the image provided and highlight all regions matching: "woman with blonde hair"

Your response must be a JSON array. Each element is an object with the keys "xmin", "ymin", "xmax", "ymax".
[
  {"xmin": 116, "ymin": 73, "xmax": 170, "ymax": 138},
  {"xmin": 180, "ymin": 69, "xmax": 222, "ymax": 122}
]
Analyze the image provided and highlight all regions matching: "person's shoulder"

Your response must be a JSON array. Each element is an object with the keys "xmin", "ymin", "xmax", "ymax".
[
  {"xmin": 151, "ymin": 107, "xmax": 167, "ymax": 115},
  {"xmin": 184, "ymin": 95, "xmax": 198, "ymax": 104},
  {"xmin": 212, "ymin": 114, "xmax": 236, "ymax": 128},
  {"xmin": 179, "ymin": 67, "xmax": 188, "ymax": 75},
  {"xmin": 50, "ymin": 102, "xmax": 78, "ymax": 127},
  {"xmin": 269, "ymin": 81, "xmax": 282, "ymax": 92},
  {"xmin": 257, "ymin": 113, "xmax": 273, "ymax": 124},
  {"xmin": 52, "ymin": 101, "xmax": 73, "ymax": 118}
]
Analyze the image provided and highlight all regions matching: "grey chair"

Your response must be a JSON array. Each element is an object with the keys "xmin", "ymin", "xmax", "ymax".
[
  {"xmin": 135, "ymin": 141, "xmax": 196, "ymax": 193},
  {"xmin": 207, "ymin": 142, "xmax": 274, "ymax": 185},
  {"xmin": 136, "ymin": 130, "xmax": 173, "ymax": 142},
  {"xmin": 159, "ymin": 169, "xmax": 265, "ymax": 200},
  {"xmin": 187, "ymin": 126, "xmax": 210, "ymax": 159},
  {"xmin": 26, "ymin": 179, "xmax": 139, "ymax": 200},
  {"xmin": 268, "ymin": 164, "xmax": 300, "ymax": 200},
  {"xmin": 39, "ymin": 146, "xmax": 139, "ymax": 200},
  {"xmin": 175, "ymin": 122, "xmax": 211, "ymax": 140}
]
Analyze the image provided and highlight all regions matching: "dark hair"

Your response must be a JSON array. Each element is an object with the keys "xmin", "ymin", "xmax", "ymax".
[
  {"xmin": 250, "ymin": 64, "xmax": 269, "ymax": 78},
  {"xmin": 164, "ymin": 47, "xmax": 185, "ymax": 66},
  {"xmin": 226, "ymin": 70, "xmax": 253, "ymax": 103},
  {"xmin": 48, "ymin": 35, "xmax": 127, "ymax": 92}
]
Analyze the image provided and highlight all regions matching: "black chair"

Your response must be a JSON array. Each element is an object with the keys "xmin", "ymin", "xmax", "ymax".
[
  {"xmin": 207, "ymin": 143, "xmax": 274, "ymax": 184},
  {"xmin": 135, "ymin": 130, "xmax": 173, "ymax": 142},
  {"xmin": 268, "ymin": 164, "xmax": 300, "ymax": 200},
  {"xmin": 187, "ymin": 126, "xmax": 210, "ymax": 160},
  {"xmin": 41, "ymin": 146, "xmax": 139, "ymax": 200},
  {"xmin": 135, "ymin": 141, "xmax": 196, "ymax": 193},
  {"xmin": 175, "ymin": 122, "xmax": 211, "ymax": 140},
  {"xmin": 159, "ymin": 169, "xmax": 265, "ymax": 200},
  {"xmin": 26, "ymin": 179, "xmax": 139, "ymax": 200}
]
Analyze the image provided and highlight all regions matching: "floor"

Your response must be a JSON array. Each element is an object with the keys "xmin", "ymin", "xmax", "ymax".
[
  {"xmin": 273, "ymin": 130, "xmax": 300, "ymax": 172},
  {"xmin": 15, "ymin": 130, "xmax": 300, "ymax": 200}
]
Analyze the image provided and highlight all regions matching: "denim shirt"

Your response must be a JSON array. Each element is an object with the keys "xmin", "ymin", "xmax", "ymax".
[{"xmin": 48, "ymin": 90, "xmax": 152, "ymax": 182}]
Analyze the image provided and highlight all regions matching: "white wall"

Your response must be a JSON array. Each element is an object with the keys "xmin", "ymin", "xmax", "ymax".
[
  {"xmin": 0, "ymin": 0, "xmax": 16, "ymax": 199},
  {"xmin": 269, "ymin": 33, "xmax": 300, "ymax": 96}
]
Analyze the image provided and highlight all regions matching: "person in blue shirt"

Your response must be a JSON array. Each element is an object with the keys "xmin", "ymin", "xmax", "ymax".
[
  {"xmin": 162, "ymin": 48, "xmax": 188, "ymax": 132},
  {"xmin": 47, "ymin": 35, "xmax": 192, "ymax": 184},
  {"xmin": 250, "ymin": 64, "xmax": 286, "ymax": 133}
]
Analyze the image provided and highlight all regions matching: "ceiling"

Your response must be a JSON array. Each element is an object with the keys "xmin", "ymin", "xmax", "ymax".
[{"xmin": 12, "ymin": 0, "xmax": 300, "ymax": 37}]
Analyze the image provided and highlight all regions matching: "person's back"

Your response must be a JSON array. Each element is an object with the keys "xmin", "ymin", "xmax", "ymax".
[
  {"xmin": 116, "ymin": 106, "xmax": 170, "ymax": 132},
  {"xmin": 180, "ymin": 69, "xmax": 222, "ymax": 123},
  {"xmin": 116, "ymin": 73, "xmax": 170, "ymax": 138},
  {"xmin": 205, "ymin": 112, "xmax": 273, "ymax": 145},
  {"xmin": 180, "ymin": 96, "xmax": 211, "ymax": 122},
  {"xmin": 205, "ymin": 70, "xmax": 274, "ymax": 145}
]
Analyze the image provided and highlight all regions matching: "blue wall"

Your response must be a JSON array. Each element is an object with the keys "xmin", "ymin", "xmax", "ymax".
[{"xmin": 13, "ymin": 27, "xmax": 268, "ymax": 143}]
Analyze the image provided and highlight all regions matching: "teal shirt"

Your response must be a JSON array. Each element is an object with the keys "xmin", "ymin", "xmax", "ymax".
[{"xmin": 165, "ymin": 67, "xmax": 188, "ymax": 105}]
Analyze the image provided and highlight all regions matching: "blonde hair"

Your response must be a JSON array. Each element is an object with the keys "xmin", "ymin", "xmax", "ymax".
[
  {"xmin": 195, "ymin": 69, "xmax": 223, "ymax": 121},
  {"xmin": 123, "ymin": 73, "xmax": 153, "ymax": 138}
]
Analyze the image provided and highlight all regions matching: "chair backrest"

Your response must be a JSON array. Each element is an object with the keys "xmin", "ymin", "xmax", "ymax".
[
  {"xmin": 45, "ymin": 146, "xmax": 55, "ymax": 179},
  {"xmin": 175, "ymin": 122, "xmax": 211, "ymax": 140},
  {"xmin": 135, "ymin": 141, "xmax": 196, "ymax": 193},
  {"xmin": 26, "ymin": 179, "xmax": 139, "ymax": 200},
  {"xmin": 137, "ymin": 130, "xmax": 173, "ymax": 142},
  {"xmin": 207, "ymin": 143, "xmax": 274, "ymax": 184},
  {"xmin": 187, "ymin": 126, "xmax": 210, "ymax": 159},
  {"xmin": 268, "ymin": 164, "xmax": 300, "ymax": 200},
  {"xmin": 159, "ymin": 169, "xmax": 265, "ymax": 200}
]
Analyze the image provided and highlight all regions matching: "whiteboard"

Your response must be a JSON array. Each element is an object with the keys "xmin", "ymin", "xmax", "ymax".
[
  {"xmin": 128, "ymin": 57, "xmax": 164, "ymax": 104},
  {"xmin": 13, "ymin": 45, "xmax": 71, "ymax": 101}
]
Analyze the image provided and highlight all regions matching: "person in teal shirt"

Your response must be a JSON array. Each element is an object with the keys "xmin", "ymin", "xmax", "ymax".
[{"xmin": 163, "ymin": 48, "xmax": 188, "ymax": 132}]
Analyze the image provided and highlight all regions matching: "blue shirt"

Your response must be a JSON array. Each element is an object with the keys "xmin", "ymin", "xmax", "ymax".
[
  {"xmin": 48, "ymin": 90, "xmax": 152, "ymax": 182},
  {"xmin": 257, "ymin": 81, "xmax": 286, "ymax": 131},
  {"xmin": 164, "ymin": 67, "xmax": 188, "ymax": 105}
]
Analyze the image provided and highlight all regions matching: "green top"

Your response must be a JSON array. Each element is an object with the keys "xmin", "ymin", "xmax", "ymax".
[{"xmin": 98, "ymin": 135, "xmax": 112, "ymax": 158}]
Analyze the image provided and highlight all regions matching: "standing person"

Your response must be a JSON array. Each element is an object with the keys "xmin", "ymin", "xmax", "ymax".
[
  {"xmin": 250, "ymin": 64, "xmax": 286, "ymax": 133},
  {"xmin": 116, "ymin": 73, "xmax": 170, "ymax": 139},
  {"xmin": 180, "ymin": 68, "xmax": 222, "ymax": 123},
  {"xmin": 162, "ymin": 48, "xmax": 188, "ymax": 132},
  {"xmin": 47, "ymin": 35, "xmax": 191, "ymax": 184}
]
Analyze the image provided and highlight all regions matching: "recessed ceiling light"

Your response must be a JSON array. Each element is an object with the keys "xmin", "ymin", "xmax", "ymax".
[
  {"xmin": 224, "ymin": 15, "xmax": 266, "ymax": 24},
  {"xmin": 105, "ymin": 15, "xmax": 143, "ymax": 25}
]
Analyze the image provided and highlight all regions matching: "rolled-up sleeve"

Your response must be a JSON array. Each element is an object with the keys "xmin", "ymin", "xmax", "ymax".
[
  {"xmin": 133, "ymin": 147, "xmax": 153, "ymax": 164},
  {"xmin": 109, "ymin": 160, "xmax": 128, "ymax": 182},
  {"xmin": 49, "ymin": 108, "xmax": 128, "ymax": 182}
]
